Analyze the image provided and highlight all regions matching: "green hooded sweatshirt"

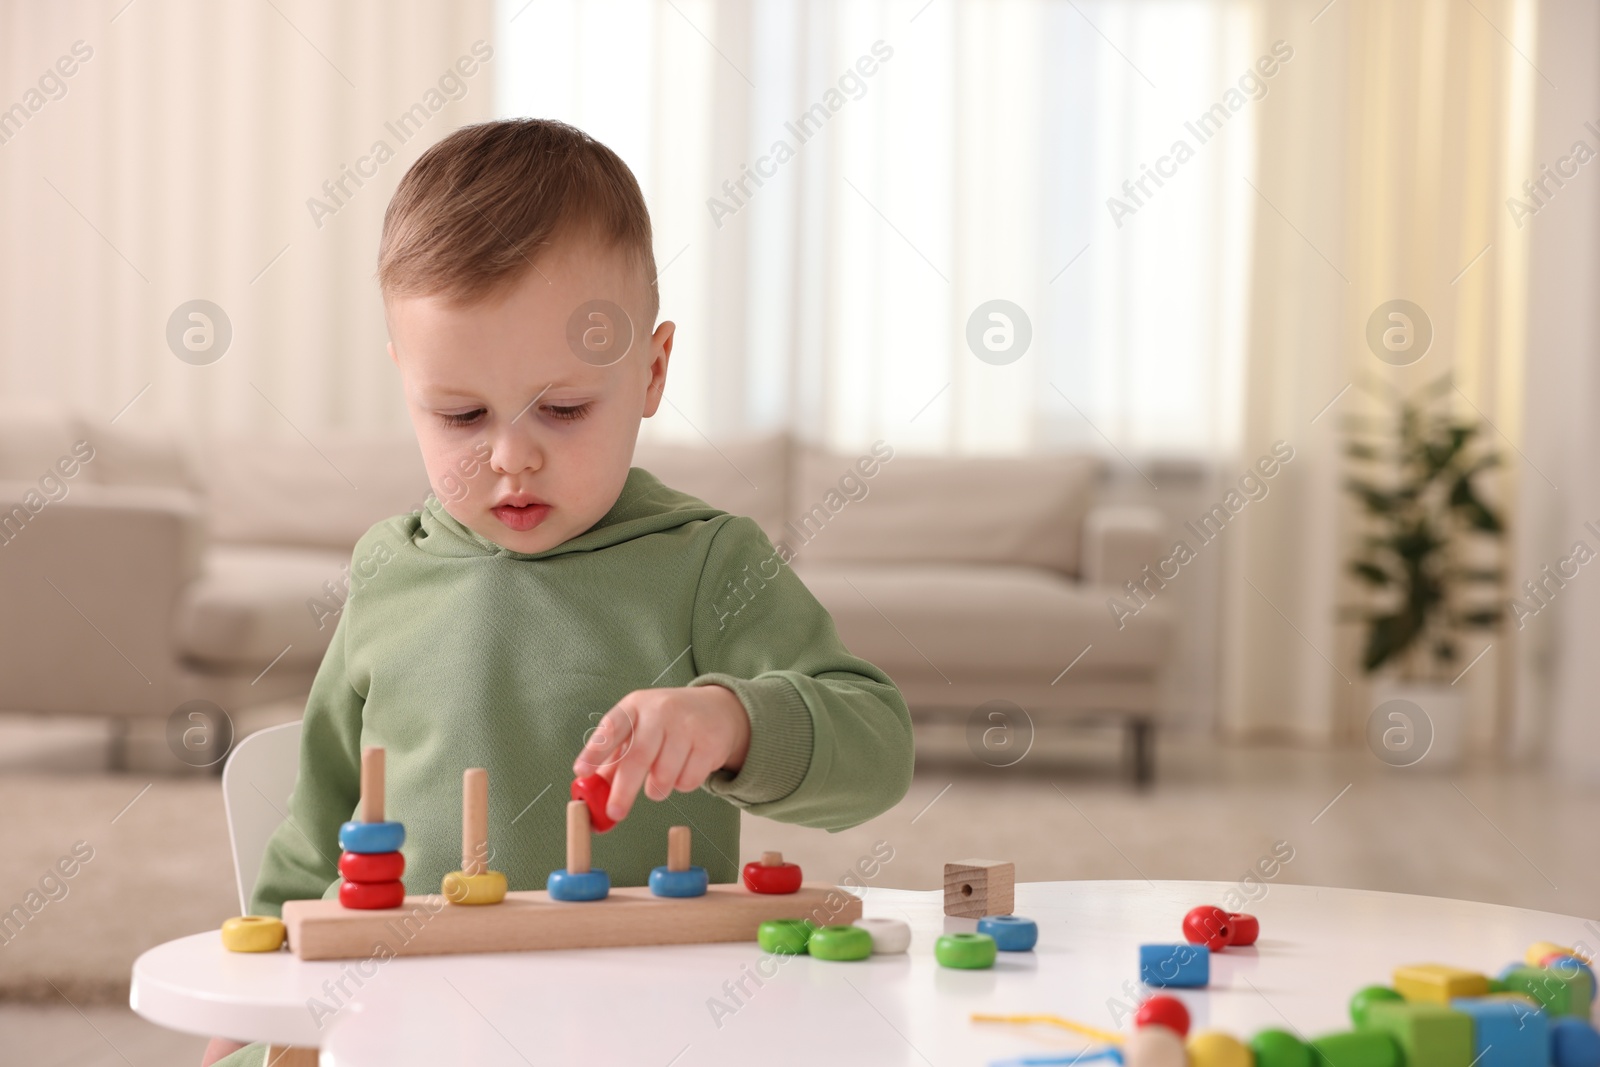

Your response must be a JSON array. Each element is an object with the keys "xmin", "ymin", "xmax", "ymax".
[{"xmin": 247, "ymin": 466, "xmax": 915, "ymax": 917}]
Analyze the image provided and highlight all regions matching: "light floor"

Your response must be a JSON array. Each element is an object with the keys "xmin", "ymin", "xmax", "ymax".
[{"xmin": 3, "ymin": 720, "xmax": 1597, "ymax": 1066}]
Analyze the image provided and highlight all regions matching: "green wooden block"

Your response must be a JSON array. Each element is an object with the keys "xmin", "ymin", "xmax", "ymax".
[
  {"xmin": 1361, "ymin": 1000, "xmax": 1474, "ymax": 1067},
  {"xmin": 1252, "ymin": 1029, "xmax": 1313, "ymax": 1067},
  {"xmin": 1503, "ymin": 965, "xmax": 1595, "ymax": 1018},
  {"xmin": 1310, "ymin": 1031, "xmax": 1402, "ymax": 1067}
]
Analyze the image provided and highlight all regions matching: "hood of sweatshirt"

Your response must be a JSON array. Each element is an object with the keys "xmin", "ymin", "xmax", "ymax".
[{"xmin": 410, "ymin": 466, "xmax": 727, "ymax": 562}]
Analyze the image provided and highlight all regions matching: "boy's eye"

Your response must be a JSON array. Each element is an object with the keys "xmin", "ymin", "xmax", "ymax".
[
  {"xmin": 439, "ymin": 409, "xmax": 485, "ymax": 427},
  {"xmin": 545, "ymin": 403, "xmax": 591, "ymax": 422}
]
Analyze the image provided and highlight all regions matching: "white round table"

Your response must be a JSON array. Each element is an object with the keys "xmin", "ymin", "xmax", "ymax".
[{"xmin": 129, "ymin": 880, "xmax": 1597, "ymax": 1066}]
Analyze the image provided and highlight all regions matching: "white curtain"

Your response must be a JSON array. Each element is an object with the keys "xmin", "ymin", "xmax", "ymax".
[
  {"xmin": 496, "ymin": 0, "xmax": 1259, "ymax": 460},
  {"xmin": 0, "ymin": 0, "xmax": 495, "ymax": 440}
]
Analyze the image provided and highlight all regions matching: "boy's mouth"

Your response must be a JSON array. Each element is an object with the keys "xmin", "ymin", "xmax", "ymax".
[{"xmin": 491, "ymin": 496, "xmax": 552, "ymax": 533}]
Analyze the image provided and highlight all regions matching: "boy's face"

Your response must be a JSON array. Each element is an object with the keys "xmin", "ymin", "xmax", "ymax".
[{"xmin": 388, "ymin": 240, "xmax": 672, "ymax": 554}]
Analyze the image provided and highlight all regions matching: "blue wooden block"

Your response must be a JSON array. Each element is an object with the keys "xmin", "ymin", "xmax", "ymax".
[
  {"xmin": 1140, "ymin": 943, "xmax": 1210, "ymax": 987},
  {"xmin": 1551, "ymin": 1018, "xmax": 1600, "ymax": 1067},
  {"xmin": 1450, "ymin": 998, "xmax": 1548, "ymax": 1067}
]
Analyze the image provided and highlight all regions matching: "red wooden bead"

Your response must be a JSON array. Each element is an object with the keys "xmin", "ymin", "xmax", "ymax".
[
  {"xmin": 742, "ymin": 858, "xmax": 803, "ymax": 895},
  {"xmin": 1182, "ymin": 905, "xmax": 1233, "ymax": 951},
  {"xmin": 339, "ymin": 879, "xmax": 405, "ymax": 910},
  {"xmin": 570, "ymin": 774, "xmax": 617, "ymax": 833},
  {"xmin": 1135, "ymin": 995, "xmax": 1191, "ymax": 1037},
  {"xmin": 338, "ymin": 850, "xmax": 405, "ymax": 884},
  {"xmin": 1227, "ymin": 912, "xmax": 1259, "ymax": 946}
]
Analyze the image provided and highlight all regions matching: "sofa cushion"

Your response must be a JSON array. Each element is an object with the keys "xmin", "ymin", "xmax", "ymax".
[
  {"xmin": 791, "ymin": 448, "xmax": 1098, "ymax": 576},
  {"xmin": 202, "ymin": 435, "xmax": 430, "ymax": 551},
  {"xmin": 633, "ymin": 433, "xmax": 790, "ymax": 543},
  {"xmin": 175, "ymin": 545, "xmax": 351, "ymax": 670},
  {"xmin": 793, "ymin": 562, "xmax": 1168, "ymax": 685}
]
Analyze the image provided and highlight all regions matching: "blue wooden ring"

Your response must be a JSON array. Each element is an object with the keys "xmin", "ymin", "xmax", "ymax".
[
  {"xmin": 649, "ymin": 865, "xmax": 709, "ymax": 898},
  {"xmin": 547, "ymin": 868, "xmax": 610, "ymax": 901},
  {"xmin": 337, "ymin": 820, "xmax": 405, "ymax": 854},
  {"xmin": 978, "ymin": 914, "xmax": 1039, "ymax": 951}
]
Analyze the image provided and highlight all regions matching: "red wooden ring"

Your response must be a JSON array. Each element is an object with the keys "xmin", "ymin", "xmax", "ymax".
[
  {"xmin": 1226, "ymin": 912, "xmax": 1260, "ymax": 946},
  {"xmin": 339, "ymin": 879, "xmax": 405, "ymax": 910},
  {"xmin": 1182, "ymin": 905, "xmax": 1233, "ymax": 951},
  {"xmin": 570, "ymin": 774, "xmax": 617, "ymax": 833},
  {"xmin": 742, "ymin": 859, "xmax": 803, "ymax": 894},
  {"xmin": 338, "ymin": 850, "xmax": 405, "ymax": 884}
]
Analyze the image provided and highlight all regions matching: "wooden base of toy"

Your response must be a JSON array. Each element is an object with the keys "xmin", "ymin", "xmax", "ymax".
[
  {"xmin": 264, "ymin": 1045, "xmax": 317, "ymax": 1066},
  {"xmin": 282, "ymin": 882, "xmax": 859, "ymax": 961}
]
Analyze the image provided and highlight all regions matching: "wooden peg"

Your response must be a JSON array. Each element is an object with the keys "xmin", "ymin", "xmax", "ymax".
[
  {"xmin": 761, "ymin": 851, "xmax": 784, "ymax": 867},
  {"xmin": 462, "ymin": 768, "xmax": 488, "ymax": 877},
  {"xmin": 668, "ymin": 826, "xmax": 691, "ymax": 872},
  {"xmin": 566, "ymin": 800, "xmax": 591, "ymax": 875},
  {"xmin": 360, "ymin": 747, "xmax": 384, "ymax": 823}
]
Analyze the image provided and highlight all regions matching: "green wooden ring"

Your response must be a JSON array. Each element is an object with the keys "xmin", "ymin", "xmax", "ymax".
[
  {"xmin": 758, "ymin": 918, "xmax": 816, "ymax": 955},
  {"xmin": 807, "ymin": 924, "xmax": 873, "ymax": 961},
  {"xmin": 936, "ymin": 932, "xmax": 998, "ymax": 969},
  {"xmin": 1348, "ymin": 985, "xmax": 1404, "ymax": 1027}
]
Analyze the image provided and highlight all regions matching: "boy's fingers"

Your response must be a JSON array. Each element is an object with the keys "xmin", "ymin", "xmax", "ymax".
[
  {"xmin": 647, "ymin": 733, "xmax": 692, "ymax": 802},
  {"xmin": 573, "ymin": 705, "xmax": 636, "ymax": 775},
  {"xmin": 605, "ymin": 721, "xmax": 662, "ymax": 822},
  {"xmin": 674, "ymin": 747, "xmax": 718, "ymax": 793}
]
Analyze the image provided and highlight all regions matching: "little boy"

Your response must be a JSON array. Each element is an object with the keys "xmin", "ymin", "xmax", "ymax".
[{"xmin": 203, "ymin": 119, "xmax": 913, "ymax": 1066}]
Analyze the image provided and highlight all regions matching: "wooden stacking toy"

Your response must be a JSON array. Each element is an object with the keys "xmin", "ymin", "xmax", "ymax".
[
  {"xmin": 441, "ymin": 768, "xmax": 507, "ymax": 905},
  {"xmin": 336, "ymin": 747, "xmax": 405, "ymax": 910},
  {"xmin": 649, "ymin": 826, "xmax": 708, "ymax": 897}
]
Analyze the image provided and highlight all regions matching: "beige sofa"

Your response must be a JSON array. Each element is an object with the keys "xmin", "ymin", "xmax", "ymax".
[{"xmin": 0, "ymin": 415, "xmax": 1171, "ymax": 781}]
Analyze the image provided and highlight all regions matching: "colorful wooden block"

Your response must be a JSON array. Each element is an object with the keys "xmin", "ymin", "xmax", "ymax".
[
  {"xmin": 1141, "ymin": 943, "xmax": 1210, "ymax": 988},
  {"xmin": 1450, "ymin": 997, "xmax": 1549, "ymax": 1067},
  {"xmin": 1125, "ymin": 1022, "xmax": 1188, "ymax": 1067},
  {"xmin": 854, "ymin": 917, "xmax": 911, "ymax": 954},
  {"xmin": 338, "ymin": 820, "xmax": 405, "ymax": 854},
  {"xmin": 1251, "ymin": 1029, "xmax": 1313, "ymax": 1067},
  {"xmin": 547, "ymin": 799, "xmax": 610, "ymax": 901},
  {"xmin": 1228, "ymin": 913, "xmax": 1260, "ymax": 946},
  {"xmin": 220, "ymin": 916, "xmax": 286, "ymax": 953},
  {"xmin": 1350, "ymin": 986, "xmax": 1405, "ymax": 1026},
  {"xmin": 943, "ymin": 859, "xmax": 1014, "ymax": 918},
  {"xmin": 1528, "ymin": 942, "xmax": 1578, "ymax": 967},
  {"xmin": 1137, "ymin": 996, "xmax": 1192, "ymax": 1038},
  {"xmin": 742, "ymin": 851, "xmax": 803, "ymax": 895},
  {"xmin": 1502, "ymin": 964, "xmax": 1595, "ymax": 1018},
  {"xmin": 1543, "ymin": 957, "xmax": 1600, "ymax": 1003},
  {"xmin": 1361, "ymin": 1000, "xmax": 1474, "ymax": 1067},
  {"xmin": 442, "ymin": 871, "xmax": 507, "ymax": 905},
  {"xmin": 978, "ymin": 914, "xmax": 1038, "ymax": 951},
  {"xmin": 1309, "ymin": 1031, "xmax": 1403, "ymax": 1067},
  {"xmin": 1189, "ymin": 1031, "xmax": 1253, "ymax": 1067},
  {"xmin": 1551, "ymin": 1018, "xmax": 1600, "ymax": 1067},
  {"xmin": 1394, "ymin": 964, "xmax": 1491, "ymax": 1004},
  {"xmin": 935, "ymin": 932, "xmax": 997, "ymax": 969},
  {"xmin": 569, "ymin": 774, "xmax": 617, "ymax": 832}
]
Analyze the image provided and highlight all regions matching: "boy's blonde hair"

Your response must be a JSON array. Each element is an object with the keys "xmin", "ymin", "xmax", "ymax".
[{"xmin": 378, "ymin": 118, "xmax": 658, "ymax": 318}]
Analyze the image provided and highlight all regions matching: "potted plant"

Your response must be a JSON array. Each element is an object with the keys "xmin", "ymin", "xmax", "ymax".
[{"xmin": 1343, "ymin": 377, "xmax": 1504, "ymax": 769}]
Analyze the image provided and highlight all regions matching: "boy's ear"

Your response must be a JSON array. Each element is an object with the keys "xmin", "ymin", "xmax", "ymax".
[{"xmin": 641, "ymin": 320, "xmax": 674, "ymax": 418}]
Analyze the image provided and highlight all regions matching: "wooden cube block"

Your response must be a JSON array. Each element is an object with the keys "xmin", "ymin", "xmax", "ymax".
[
  {"xmin": 943, "ymin": 859, "xmax": 1014, "ymax": 918},
  {"xmin": 1393, "ymin": 964, "xmax": 1490, "ymax": 1004},
  {"xmin": 1361, "ymin": 1000, "xmax": 1474, "ymax": 1067}
]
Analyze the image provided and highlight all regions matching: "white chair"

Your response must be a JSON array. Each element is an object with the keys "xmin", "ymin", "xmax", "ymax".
[{"xmin": 221, "ymin": 720, "xmax": 302, "ymax": 915}]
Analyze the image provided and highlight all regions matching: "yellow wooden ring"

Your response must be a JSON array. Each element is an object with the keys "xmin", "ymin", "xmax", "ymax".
[
  {"xmin": 442, "ymin": 870, "xmax": 507, "ymax": 905},
  {"xmin": 221, "ymin": 915, "xmax": 286, "ymax": 953}
]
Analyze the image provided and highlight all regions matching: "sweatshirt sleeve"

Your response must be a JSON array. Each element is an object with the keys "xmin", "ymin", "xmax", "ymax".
[
  {"xmin": 689, "ymin": 516, "xmax": 914, "ymax": 831},
  {"xmin": 247, "ymin": 609, "xmax": 365, "ymax": 917}
]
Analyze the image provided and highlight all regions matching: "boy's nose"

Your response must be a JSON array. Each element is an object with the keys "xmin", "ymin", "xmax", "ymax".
[{"xmin": 488, "ymin": 424, "xmax": 544, "ymax": 475}]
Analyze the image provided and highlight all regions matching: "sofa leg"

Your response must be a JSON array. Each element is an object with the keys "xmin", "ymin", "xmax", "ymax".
[{"xmin": 1127, "ymin": 719, "xmax": 1154, "ymax": 787}]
